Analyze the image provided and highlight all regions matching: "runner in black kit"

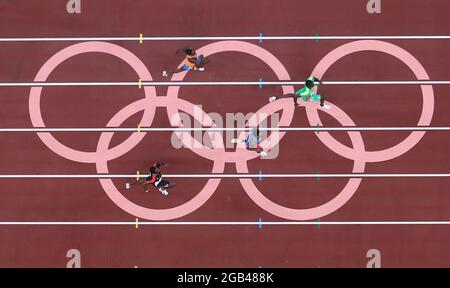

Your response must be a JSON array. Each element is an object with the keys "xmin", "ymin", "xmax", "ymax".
[{"xmin": 125, "ymin": 162, "xmax": 175, "ymax": 196}]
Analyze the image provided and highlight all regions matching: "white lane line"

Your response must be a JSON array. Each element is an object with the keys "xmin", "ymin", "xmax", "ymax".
[
  {"xmin": 0, "ymin": 174, "xmax": 449, "ymax": 179},
  {"xmin": 0, "ymin": 221, "xmax": 448, "ymax": 225},
  {"xmin": 0, "ymin": 82, "xmax": 136, "ymax": 87},
  {"xmin": 322, "ymin": 81, "xmax": 450, "ymax": 85},
  {"xmin": 1, "ymin": 35, "xmax": 450, "ymax": 42},
  {"xmin": 0, "ymin": 80, "xmax": 448, "ymax": 87},
  {"xmin": 1, "ymin": 127, "xmax": 450, "ymax": 132}
]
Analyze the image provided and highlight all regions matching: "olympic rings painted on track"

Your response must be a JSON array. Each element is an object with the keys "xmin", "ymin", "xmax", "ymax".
[
  {"xmin": 307, "ymin": 40, "xmax": 434, "ymax": 163},
  {"xmin": 28, "ymin": 40, "xmax": 434, "ymax": 220}
]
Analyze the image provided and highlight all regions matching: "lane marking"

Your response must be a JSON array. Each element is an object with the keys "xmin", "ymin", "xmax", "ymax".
[
  {"xmin": 135, "ymin": 218, "xmax": 139, "ymax": 228},
  {"xmin": 138, "ymin": 79, "xmax": 142, "ymax": 89},
  {"xmin": 136, "ymin": 171, "xmax": 140, "ymax": 181},
  {"xmin": 3, "ymin": 126, "xmax": 450, "ymax": 132},
  {"xmin": 258, "ymin": 217, "xmax": 263, "ymax": 229},
  {"xmin": 258, "ymin": 170, "xmax": 263, "ymax": 181},
  {"xmin": 139, "ymin": 33, "xmax": 143, "ymax": 44},
  {"xmin": 3, "ymin": 35, "xmax": 450, "ymax": 42},
  {"xmin": 1, "ymin": 173, "xmax": 450, "ymax": 179}
]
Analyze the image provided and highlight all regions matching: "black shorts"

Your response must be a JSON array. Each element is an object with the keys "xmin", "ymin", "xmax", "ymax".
[{"xmin": 155, "ymin": 180, "xmax": 170, "ymax": 188}]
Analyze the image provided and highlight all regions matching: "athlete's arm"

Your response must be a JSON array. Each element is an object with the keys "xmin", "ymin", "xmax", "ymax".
[
  {"xmin": 156, "ymin": 161, "xmax": 167, "ymax": 167},
  {"xmin": 313, "ymin": 77, "xmax": 323, "ymax": 86},
  {"xmin": 186, "ymin": 56, "xmax": 199, "ymax": 65}
]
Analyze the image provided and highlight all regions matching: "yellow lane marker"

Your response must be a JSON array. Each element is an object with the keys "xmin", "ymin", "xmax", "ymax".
[
  {"xmin": 136, "ymin": 170, "xmax": 140, "ymax": 181},
  {"xmin": 135, "ymin": 218, "xmax": 139, "ymax": 229},
  {"xmin": 137, "ymin": 124, "xmax": 141, "ymax": 134},
  {"xmin": 139, "ymin": 33, "xmax": 143, "ymax": 44},
  {"xmin": 138, "ymin": 79, "xmax": 142, "ymax": 89}
]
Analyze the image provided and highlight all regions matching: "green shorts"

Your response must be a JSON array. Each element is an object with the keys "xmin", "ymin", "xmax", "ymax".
[{"xmin": 301, "ymin": 94, "xmax": 321, "ymax": 102}]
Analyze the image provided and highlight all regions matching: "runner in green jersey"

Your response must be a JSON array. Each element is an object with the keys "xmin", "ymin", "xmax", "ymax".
[{"xmin": 269, "ymin": 76, "xmax": 331, "ymax": 109}]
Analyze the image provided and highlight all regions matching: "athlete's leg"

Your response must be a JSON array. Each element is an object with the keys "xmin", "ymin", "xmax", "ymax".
[
  {"xmin": 246, "ymin": 145, "xmax": 267, "ymax": 157},
  {"xmin": 162, "ymin": 180, "xmax": 175, "ymax": 188},
  {"xmin": 200, "ymin": 57, "xmax": 209, "ymax": 65},
  {"xmin": 163, "ymin": 67, "xmax": 187, "ymax": 77},
  {"xmin": 316, "ymin": 94, "xmax": 331, "ymax": 109},
  {"xmin": 319, "ymin": 94, "xmax": 326, "ymax": 107},
  {"xmin": 196, "ymin": 55, "xmax": 209, "ymax": 68},
  {"xmin": 269, "ymin": 93, "xmax": 298, "ymax": 106},
  {"xmin": 246, "ymin": 144, "xmax": 262, "ymax": 153},
  {"xmin": 125, "ymin": 179, "xmax": 147, "ymax": 190},
  {"xmin": 246, "ymin": 146, "xmax": 259, "ymax": 152},
  {"xmin": 156, "ymin": 180, "xmax": 171, "ymax": 196},
  {"xmin": 274, "ymin": 93, "xmax": 296, "ymax": 99},
  {"xmin": 143, "ymin": 182, "xmax": 152, "ymax": 192}
]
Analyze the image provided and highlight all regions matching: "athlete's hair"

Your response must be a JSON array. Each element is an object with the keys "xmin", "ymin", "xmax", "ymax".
[
  {"xmin": 150, "ymin": 163, "xmax": 162, "ymax": 173},
  {"xmin": 305, "ymin": 80, "xmax": 315, "ymax": 89},
  {"xmin": 176, "ymin": 48, "xmax": 196, "ymax": 56}
]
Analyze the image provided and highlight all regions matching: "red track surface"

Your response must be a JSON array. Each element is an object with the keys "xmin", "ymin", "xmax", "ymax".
[{"xmin": 1, "ymin": 0, "xmax": 450, "ymax": 267}]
